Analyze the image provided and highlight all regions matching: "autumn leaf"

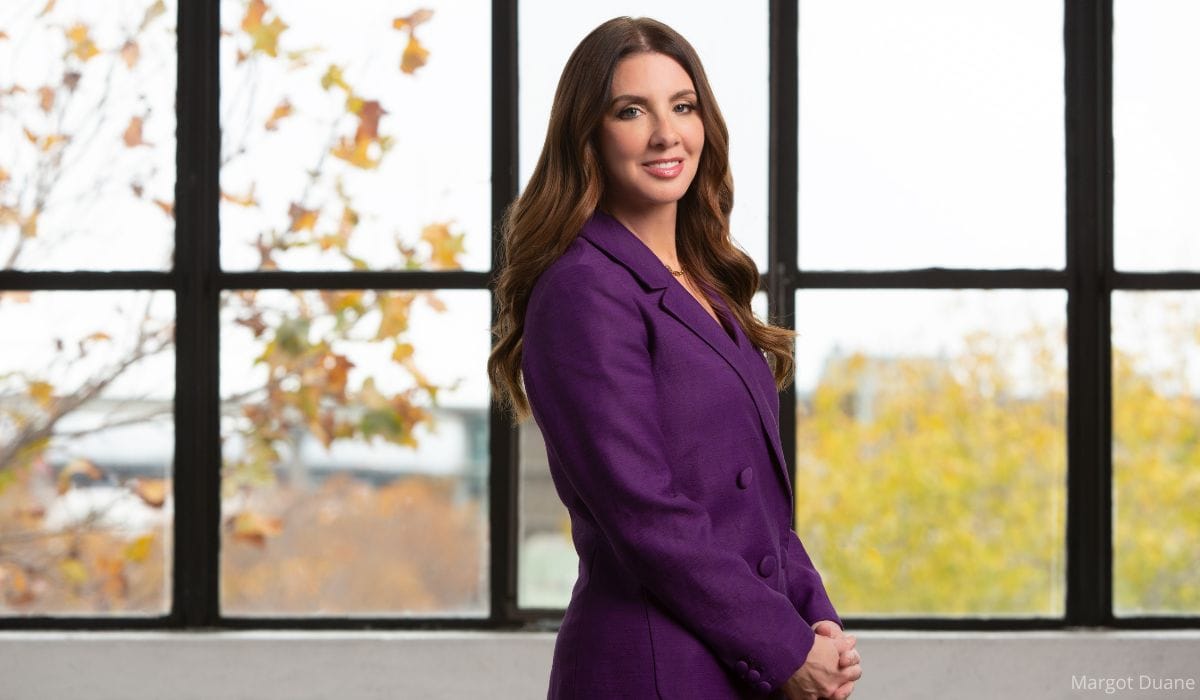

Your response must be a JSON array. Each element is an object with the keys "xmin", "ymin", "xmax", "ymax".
[
  {"xmin": 287, "ymin": 202, "xmax": 319, "ymax": 232},
  {"xmin": 59, "ymin": 558, "xmax": 88, "ymax": 586},
  {"xmin": 330, "ymin": 134, "xmax": 381, "ymax": 169},
  {"xmin": 65, "ymin": 22, "xmax": 99, "ymax": 62},
  {"xmin": 241, "ymin": 0, "xmax": 288, "ymax": 57},
  {"xmin": 392, "ymin": 9, "xmax": 434, "ymax": 31},
  {"xmin": 123, "ymin": 115, "xmax": 150, "ymax": 147},
  {"xmin": 130, "ymin": 478, "xmax": 168, "ymax": 508},
  {"xmin": 375, "ymin": 293, "xmax": 413, "ymax": 340},
  {"xmin": 320, "ymin": 64, "xmax": 350, "ymax": 92},
  {"xmin": 353, "ymin": 99, "xmax": 386, "ymax": 142},
  {"xmin": 421, "ymin": 222, "xmax": 465, "ymax": 270},
  {"xmin": 392, "ymin": 341, "xmax": 414, "ymax": 362},
  {"xmin": 264, "ymin": 97, "xmax": 293, "ymax": 130},
  {"xmin": 228, "ymin": 510, "xmax": 284, "ymax": 547},
  {"xmin": 20, "ymin": 208, "xmax": 39, "ymax": 238},
  {"xmin": 139, "ymin": 0, "xmax": 167, "ymax": 32},
  {"xmin": 37, "ymin": 0, "xmax": 57, "ymax": 18},
  {"xmin": 124, "ymin": 533, "xmax": 156, "ymax": 563},
  {"xmin": 401, "ymin": 35, "xmax": 430, "ymax": 74},
  {"xmin": 38, "ymin": 86, "xmax": 55, "ymax": 113},
  {"xmin": 55, "ymin": 458, "xmax": 105, "ymax": 495},
  {"xmin": 221, "ymin": 184, "xmax": 259, "ymax": 207},
  {"xmin": 235, "ymin": 310, "xmax": 269, "ymax": 338},
  {"xmin": 119, "ymin": 39, "xmax": 140, "ymax": 69},
  {"xmin": 28, "ymin": 380, "xmax": 55, "ymax": 408}
]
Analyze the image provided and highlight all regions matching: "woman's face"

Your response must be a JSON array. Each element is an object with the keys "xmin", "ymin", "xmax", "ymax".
[{"xmin": 597, "ymin": 51, "xmax": 704, "ymax": 213}]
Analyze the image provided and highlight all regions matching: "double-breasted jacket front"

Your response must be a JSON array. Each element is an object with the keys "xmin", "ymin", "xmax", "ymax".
[{"xmin": 521, "ymin": 208, "xmax": 842, "ymax": 699}]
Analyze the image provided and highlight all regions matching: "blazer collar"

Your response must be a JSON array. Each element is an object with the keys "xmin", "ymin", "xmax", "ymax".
[{"xmin": 578, "ymin": 208, "xmax": 794, "ymax": 500}]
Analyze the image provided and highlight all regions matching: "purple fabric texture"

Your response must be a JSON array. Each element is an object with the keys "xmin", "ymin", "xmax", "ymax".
[{"xmin": 521, "ymin": 209, "xmax": 843, "ymax": 699}]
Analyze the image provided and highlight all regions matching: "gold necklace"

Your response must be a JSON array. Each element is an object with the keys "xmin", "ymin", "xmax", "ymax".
[{"xmin": 662, "ymin": 262, "xmax": 684, "ymax": 277}]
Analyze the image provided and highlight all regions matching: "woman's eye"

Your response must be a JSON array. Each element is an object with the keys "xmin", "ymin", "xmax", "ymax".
[
  {"xmin": 676, "ymin": 102, "xmax": 697, "ymax": 113},
  {"xmin": 618, "ymin": 106, "xmax": 640, "ymax": 119}
]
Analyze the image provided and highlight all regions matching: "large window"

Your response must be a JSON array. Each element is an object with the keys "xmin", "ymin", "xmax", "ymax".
[{"xmin": 1, "ymin": 0, "xmax": 1196, "ymax": 631}]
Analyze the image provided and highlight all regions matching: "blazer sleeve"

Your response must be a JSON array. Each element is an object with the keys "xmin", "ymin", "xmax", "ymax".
[
  {"xmin": 783, "ymin": 527, "xmax": 844, "ymax": 630},
  {"xmin": 521, "ymin": 263, "xmax": 817, "ymax": 694}
]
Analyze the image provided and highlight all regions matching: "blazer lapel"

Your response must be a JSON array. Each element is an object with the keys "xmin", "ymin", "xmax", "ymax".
[{"xmin": 578, "ymin": 209, "xmax": 794, "ymax": 499}]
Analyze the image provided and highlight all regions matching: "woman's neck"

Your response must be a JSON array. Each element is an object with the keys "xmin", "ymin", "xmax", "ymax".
[{"xmin": 604, "ymin": 202, "xmax": 680, "ymax": 267}]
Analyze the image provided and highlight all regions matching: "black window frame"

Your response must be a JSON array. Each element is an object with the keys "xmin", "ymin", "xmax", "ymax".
[{"xmin": 1, "ymin": 0, "xmax": 1196, "ymax": 632}]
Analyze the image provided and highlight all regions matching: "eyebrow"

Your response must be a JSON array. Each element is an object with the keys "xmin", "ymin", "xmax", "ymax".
[{"xmin": 609, "ymin": 89, "xmax": 697, "ymax": 107}]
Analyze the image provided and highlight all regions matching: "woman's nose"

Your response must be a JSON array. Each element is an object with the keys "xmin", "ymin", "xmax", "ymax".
[{"xmin": 649, "ymin": 116, "xmax": 681, "ymax": 147}]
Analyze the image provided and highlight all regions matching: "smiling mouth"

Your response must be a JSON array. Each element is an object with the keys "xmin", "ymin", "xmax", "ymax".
[{"xmin": 643, "ymin": 159, "xmax": 684, "ymax": 178}]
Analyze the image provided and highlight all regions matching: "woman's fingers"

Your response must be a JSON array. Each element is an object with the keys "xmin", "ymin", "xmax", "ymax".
[{"xmin": 839, "ymin": 648, "xmax": 861, "ymax": 668}]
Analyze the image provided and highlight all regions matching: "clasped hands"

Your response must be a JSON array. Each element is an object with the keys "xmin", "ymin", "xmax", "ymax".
[{"xmin": 781, "ymin": 620, "xmax": 862, "ymax": 700}]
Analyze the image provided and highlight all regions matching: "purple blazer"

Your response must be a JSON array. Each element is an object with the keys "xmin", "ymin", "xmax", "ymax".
[{"xmin": 521, "ymin": 209, "xmax": 843, "ymax": 699}]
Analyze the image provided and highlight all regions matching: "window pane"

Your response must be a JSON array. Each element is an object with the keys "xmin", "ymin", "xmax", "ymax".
[
  {"xmin": 1113, "ymin": 1, "xmax": 1200, "ymax": 271},
  {"xmin": 518, "ymin": 1, "xmax": 769, "ymax": 269},
  {"xmin": 218, "ymin": 1, "xmax": 491, "ymax": 271},
  {"xmin": 219, "ymin": 289, "xmax": 489, "ymax": 615},
  {"xmin": 1112, "ymin": 292, "xmax": 1200, "ymax": 615},
  {"xmin": 0, "ymin": 0, "xmax": 176, "ymax": 271},
  {"xmin": 798, "ymin": 1, "xmax": 1064, "ymax": 270},
  {"xmin": 518, "ymin": 290, "xmax": 769, "ymax": 609},
  {"xmin": 794, "ymin": 289, "xmax": 1066, "ymax": 616},
  {"xmin": 0, "ymin": 291, "xmax": 175, "ymax": 616}
]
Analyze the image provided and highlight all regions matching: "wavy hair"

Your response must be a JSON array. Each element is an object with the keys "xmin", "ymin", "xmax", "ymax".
[{"xmin": 488, "ymin": 16, "xmax": 798, "ymax": 424}]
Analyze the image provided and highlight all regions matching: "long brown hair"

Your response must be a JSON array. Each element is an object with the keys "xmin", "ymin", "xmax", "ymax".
[{"xmin": 488, "ymin": 16, "xmax": 797, "ymax": 424}]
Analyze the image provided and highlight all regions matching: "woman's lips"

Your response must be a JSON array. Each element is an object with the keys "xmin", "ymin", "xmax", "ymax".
[{"xmin": 643, "ymin": 159, "xmax": 684, "ymax": 178}]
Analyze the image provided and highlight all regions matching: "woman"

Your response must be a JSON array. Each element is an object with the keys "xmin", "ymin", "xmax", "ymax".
[{"xmin": 488, "ymin": 16, "xmax": 863, "ymax": 700}]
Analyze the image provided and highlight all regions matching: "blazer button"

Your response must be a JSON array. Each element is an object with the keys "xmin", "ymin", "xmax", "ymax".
[
  {"xmin": 747, "ymin": 669, "xmax": 761, "ymax": 682},
  {"xmin": 737, "ymin": 466, "xmax": 754, "ymax": 489},
  {"xmin": 736, "ymin": 660, "xmax": 749, "ymax": 675},
  {"xmin": 756, "ymin": 680, "xmax": 771, "ymax": 692},
  {"xmin": 757, "ymin": 554, "xmax": 777, "ymax": 577}
]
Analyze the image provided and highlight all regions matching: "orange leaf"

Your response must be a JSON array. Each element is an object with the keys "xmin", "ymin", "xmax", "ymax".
[
  {"xmin": 55, "ymin": 458, "xmax": 104, "ymax": 495},
  {"xmin": 153, "ymin": 199, "xmax": 174, "ymax": 217},
  {"xmin": 320, "ymin": 65, "xmax": 349, "ymax": 92},
  {"xmin": 240, "ymin": 0, "xmax": 266, "ymax": 32},
  {"xmin": 375, "ymin": 294, "xmax": 412, "ymax": 340},
  {"xmin": 65, "ymin": 22, "xmax": 99, "ymax": 62},
  {"xmin": 228, "ymin": 510, "xmax": 283, "ymax": 547},
  {"xmin": 28, "ymin": 380, "xmax": 54, "ymax": 408},
  {"xmin": 124, "ymin": 533, "xmax": 155, "ymax": 562},
  {"xmin": 392, "ymin": 9, "xmax": 434, "ymax": 31},
  {"xmin": 130, "ymin": 478, "xmax": 168, "ymax": 508},
  {"xmin": 38, "ymin": 86, "xmax": 55, "ymax": 113},
  {"xmin": 287, "ymin": 202, "xmax": 319, "ymax": 232},
  {"xmin": 221, "ymin": 184, "xmax": 259, "ymax": 207},
  {"xmin": 123, "ymin": 115, "xmax": 149, "ymax": 147},
  {"xmin": 120, "ymin": 39, "xmax": 140, "ymax": 69},
  {"xmin": 240, "ymin": 0, "xmax": 288, "ymax": 56},
  {"xmin": 330, "ymin": 134, "xmax": 381, "ymax": 169},
  {"xmin": 392, "ymin": 342, "xmax": 414, "ymax": 362},
  {"xmin": 400, "ymin": 35, "xmax": 430, "ymax": 75},
  {"xmin": 354, "ymin": 100, "xmax": 386, "ymax": 142},
  {"xmin": 139, "ymin": 0, "xmax": 167, "ymax": 32},
  {"xmin": 20, "ymin": 208, "xmax": 38, "ymax": 238},
  {"xmin": 420, "ymin": 222, "xmax": 465, "ymax": 269},
  {"xmin": 59, "ymin": 558, "xmax": 88, "ymax": 585},
  {"xmin": 264, "ymin": 97, "xmax": 292, "ymax": 130}
]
